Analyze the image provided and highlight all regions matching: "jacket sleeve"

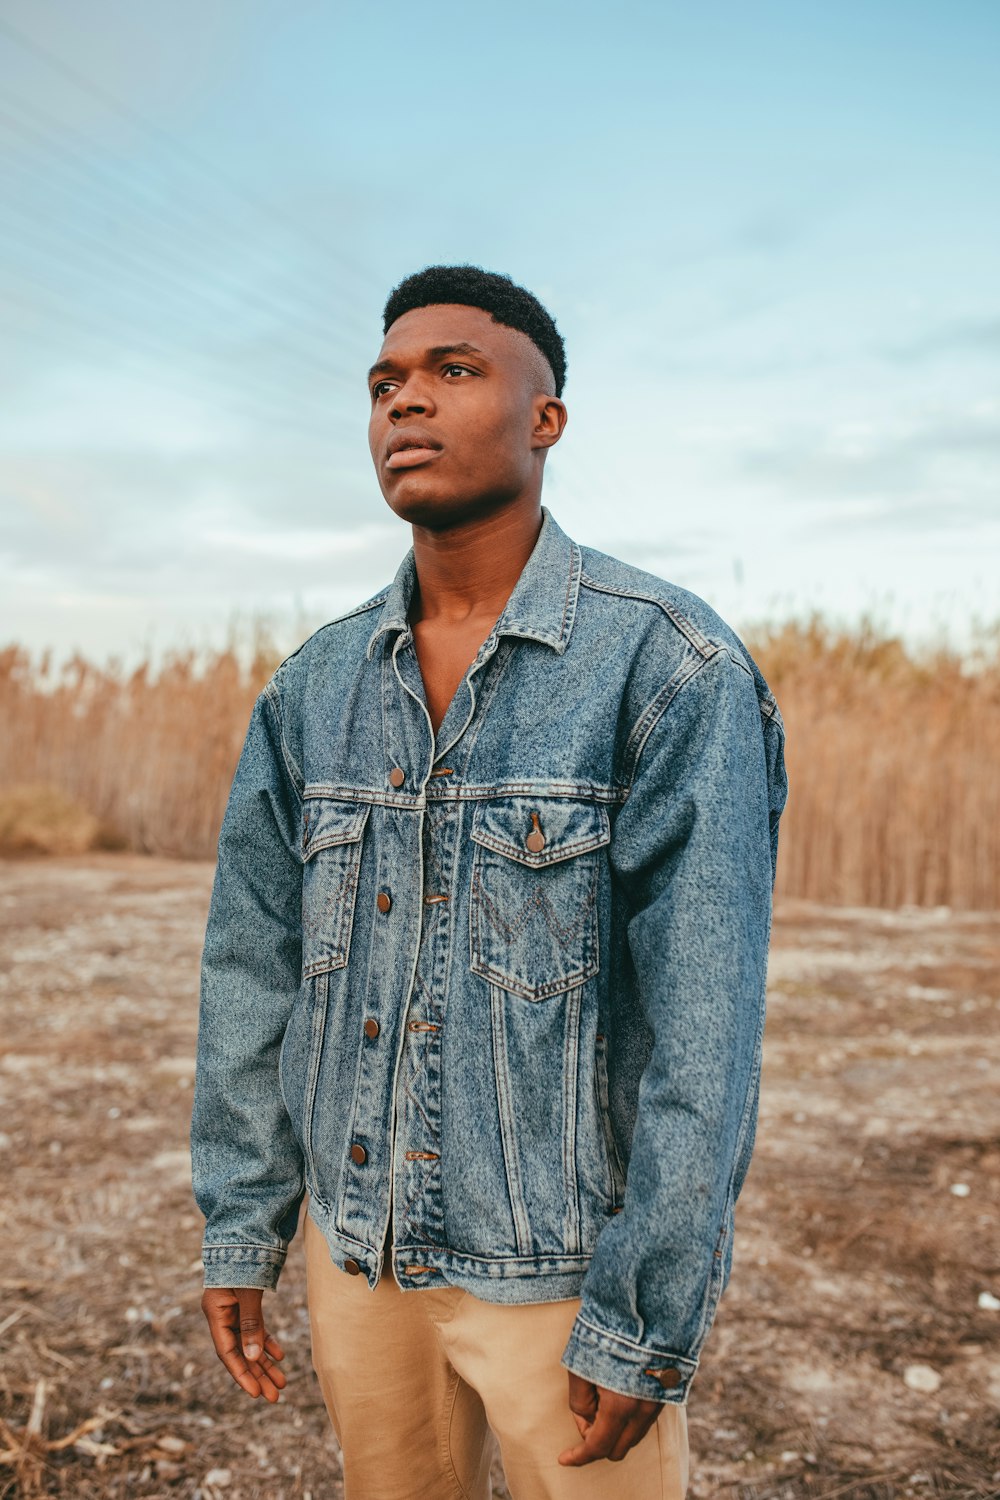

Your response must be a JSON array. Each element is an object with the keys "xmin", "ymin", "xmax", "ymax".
[
  {"xmin": 190, "ymin": 677, "xmax": 307, "ymax": 1291},
  {"xmin": 561, "ymin": 647, "xmax": 788, "ymax": 1402}
]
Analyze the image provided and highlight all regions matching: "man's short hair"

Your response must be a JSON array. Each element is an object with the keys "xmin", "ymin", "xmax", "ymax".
[{"xmin": 382, "ymin": 264, "xmax": 567, "ymax": 397}]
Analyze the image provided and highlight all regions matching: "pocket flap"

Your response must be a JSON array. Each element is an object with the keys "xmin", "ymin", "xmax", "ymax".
[
  {"xmin": 302, "ymin": 798, "xmax": 371, "ymax": 859},
  {"xmin": 470, "ymin": 797, "xmax": 611, "ymax": 869}
]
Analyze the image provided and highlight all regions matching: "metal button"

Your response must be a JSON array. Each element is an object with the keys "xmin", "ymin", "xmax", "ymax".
[
  {"xmin": 388, "ymin": 767, "xmax": 405, "ymax": 788},
  {"xmin": 350, "ymin": 1142, "xmax": 367, "ymax": 1165},
  {"xmin": 646, "ymin": 1366, "xmax": 682, "ymax": 1390},
  {"xmin": 343, "ymin": 1257, "xmax": 361, "ymax": 1276},
  {"xmin": 525, "ymin": 811, "xmax": 545, "ymax": 853},
  {"xmin": 364, "ymin": 1018, "xmax": 380, "ymax": 1039},
  {"xmin": 377, "ymin": 891, "xmax": 391, "ymax": 913}
]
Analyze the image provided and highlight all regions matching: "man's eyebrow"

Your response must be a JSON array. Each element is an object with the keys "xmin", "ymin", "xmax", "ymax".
[
  {"xmin": 366, "ymin": 342, "xmax": 490, "ymax": 384},
  {"xmin": 426, "ymin": 342, "xmax": 489, "ymax": 362},
  {"xmin": 367, "ymin": 357, "xmax": 397, "ymax": 382}
]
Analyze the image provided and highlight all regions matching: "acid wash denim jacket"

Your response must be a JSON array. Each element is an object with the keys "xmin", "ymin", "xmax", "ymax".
[{"xmin": 191, "ymin": 504, "xmax": 788, "ymax": 1405}]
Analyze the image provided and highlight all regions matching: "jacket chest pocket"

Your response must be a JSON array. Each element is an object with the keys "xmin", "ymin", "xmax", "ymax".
[
  {"xmin": 469, "ymin": 796, "xmax": 611, "ymax": 1000},
  {"xmin": 301, "ymin": 798, "xmax": 371, "ymax": 979}
]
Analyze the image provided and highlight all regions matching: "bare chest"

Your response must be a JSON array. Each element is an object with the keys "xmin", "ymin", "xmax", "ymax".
[{"xmin": 409, "ymin": 619, "xmax": 496, "ymax": 737}]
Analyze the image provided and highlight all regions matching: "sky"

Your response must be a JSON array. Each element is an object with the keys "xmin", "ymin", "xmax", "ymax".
[{"xmin": 1, "ymin": 0, "xmax": 998, "ymax": 666}]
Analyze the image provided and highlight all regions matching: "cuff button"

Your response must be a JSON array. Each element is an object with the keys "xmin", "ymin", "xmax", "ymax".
[{"xmin": 646, "ymin": 1366, "xmax": 682, "ymax": 1389}]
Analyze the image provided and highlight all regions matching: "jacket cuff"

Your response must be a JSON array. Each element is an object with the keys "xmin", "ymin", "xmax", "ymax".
[
  {"xmin": 561, "ymin": 1313, "xmax": 697, "ymax": 1405},
  {"xmin": 202, "ymin": 1243, "xmax": 287, "ymax": 1291}
]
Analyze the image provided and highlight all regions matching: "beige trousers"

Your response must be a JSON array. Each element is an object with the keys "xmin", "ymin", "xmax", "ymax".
[{"xmin": 304, "ymin": 1212, "xmax": 689, "ymax": 1500}]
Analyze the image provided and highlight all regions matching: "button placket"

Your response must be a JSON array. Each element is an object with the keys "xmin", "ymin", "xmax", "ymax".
[{"xmin": 390, "ymin": 793, "xmax": 457, "ymax": 1274}]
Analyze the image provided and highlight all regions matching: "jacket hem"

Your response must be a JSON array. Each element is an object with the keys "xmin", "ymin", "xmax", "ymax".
[{"xmin": 307, "ymin": 1200, "xmax": 597, "ymax": 1301}]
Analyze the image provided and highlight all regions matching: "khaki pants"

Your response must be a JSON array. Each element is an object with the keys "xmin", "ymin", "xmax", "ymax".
[{"xmin": 304, "ymin": 1212, "xmax": 689, "ymax": 1500}]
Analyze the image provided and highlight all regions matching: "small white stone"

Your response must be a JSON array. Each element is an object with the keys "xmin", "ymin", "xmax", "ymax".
[
  {"xmin": 780, "ymin": 1450, "xmax": 800, "ymax": 1463},
  {"xmin": 203, "ymin": 1470, "xmax": 232, "ymax": 1487},
  {"xmin": 904, "ymin": 1364, "xmax": 942, "ymax": 1393},
  {"xmin": 949, "ymin": 1183, "xmax": 970, "ymax": 1197},
  {"xmin": 978, "ymin": 1291, "xmax": 1000, "ymax": 1311},
  {"xmin": 156, "ymin": 1435, "xmax": 189, "ymax": 1455}
]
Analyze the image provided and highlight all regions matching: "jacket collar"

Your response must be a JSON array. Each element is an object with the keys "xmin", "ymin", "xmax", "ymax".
[{"xmin": 365, "ymin": 504, "xmax": 582, "ymax": 661}]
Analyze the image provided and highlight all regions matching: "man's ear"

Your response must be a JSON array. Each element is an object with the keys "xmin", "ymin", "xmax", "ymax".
[{"xmin": 531, "ymin": 396, "xmax": 568, "ymax": 451}]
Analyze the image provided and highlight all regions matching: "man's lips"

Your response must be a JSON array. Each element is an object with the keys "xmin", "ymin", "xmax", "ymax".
[
  {"xmin": 384, "ymin": 432, "xmax": 443, "ymax": 470},
  {"xmin": 385, "ymin": 445, "xmax": 442, "ymax": 470}
]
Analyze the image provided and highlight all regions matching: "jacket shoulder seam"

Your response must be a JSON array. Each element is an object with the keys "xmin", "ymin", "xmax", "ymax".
[
  {"xmin": 269, "ymin": 591, "xmax": 391, "ymax": 675},
  {"xmin": 579, "ymin": 571, "xmax": 716, "ymax": 658},
  {"xmin": 623, "ymin": 646, "xmax": 745, "ymax": 792}
]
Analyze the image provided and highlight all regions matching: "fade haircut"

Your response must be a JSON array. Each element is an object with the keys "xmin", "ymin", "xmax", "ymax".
[{"xmin": 382, "ymin": 264, "xmax": 567, "ymax": 397}]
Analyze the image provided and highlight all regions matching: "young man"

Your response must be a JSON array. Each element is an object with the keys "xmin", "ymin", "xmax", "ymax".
[{"xmin": 191, "ymin": 265, "xmax": 788, "ymax": 1500}]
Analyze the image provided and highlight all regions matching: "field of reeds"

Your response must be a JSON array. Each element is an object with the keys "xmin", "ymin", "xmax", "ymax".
[{"xmin": 2, "ymin": 613, "xmax": 999, "ymax": 909}]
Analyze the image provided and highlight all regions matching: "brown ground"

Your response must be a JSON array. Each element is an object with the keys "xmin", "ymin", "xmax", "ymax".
[{"xmin": 0, "ymin": 857, "xmax": 997, "ymax": 1499}]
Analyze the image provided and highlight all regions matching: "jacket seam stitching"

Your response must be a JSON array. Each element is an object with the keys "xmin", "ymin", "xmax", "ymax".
[
  {"xmin": 623, "ymin": 647, "xmax": 733, "ymax": 791},
  {"xmin": 557, "ymin": 541, "xmax": 582, "ymax": 648},
  {"xmin": 579, "ymin": 573, "xmax": 715, "ymax": 657},
  {"xmin": 690, "ymin": 982, "xmax": 766, "ymax": 1350},
  {"xmin": 204, "ymin": 1243, "xmax": 288, "ymax": 1255},
  {"xmin": 571, "ymin": 1314, "xmax": 697, "ymax": 1364},
  {"xmin": 262, "ymin": 680, "xmax": 304, "ymax": 804},
  {"xmin": 272, "ymin": 592, "xmax": 391, "ymax": 673}
]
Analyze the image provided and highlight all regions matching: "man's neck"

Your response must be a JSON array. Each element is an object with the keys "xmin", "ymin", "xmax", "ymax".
[{"xmin": 407, "ymin": 500, "xmax": 543, "ymax": 630}]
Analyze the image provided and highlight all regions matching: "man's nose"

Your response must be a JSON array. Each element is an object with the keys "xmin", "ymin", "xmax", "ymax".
[{"xmin": 389, "ymin": 376, "xmax": 435, "ymax": 419}]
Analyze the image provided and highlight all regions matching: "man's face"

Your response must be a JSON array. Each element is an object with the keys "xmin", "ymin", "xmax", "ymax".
[{"xmin": 367, "ymin": 303, "xmax": 565, "ymax": 527}]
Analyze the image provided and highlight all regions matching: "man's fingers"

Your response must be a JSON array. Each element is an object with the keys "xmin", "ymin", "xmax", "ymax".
[
  {"xmin": 246, "ymin": 1343, "xmax": 287, "ymax": 1401},
  {"xmin": 559, "ymin": 1383, "xmax": 664, "ymax": 1466},
  {"xmin": 558, "ymin": 1403, "xmax": 627, "ymax": 1466},
  {"xmin": 567, "ymin": 1372, "xmax": 599, "ymax": 1416},
  {"xmin": 235, "ymin": 1290, "xmax": 287, "ymax": 1402},
  {"xmin": 236, "ymin": 1288, "xmax": 265, "ymax": 1361},
  {"xmin": 567, "ymin": 1372, "xmax": 598, "ymax": 1419},
  {"xmin": 607, "ymin": 1408, "xmax": 659, "ymax": 1462},
  {"xmin": 201, "ymin": 1287, "xmax": 279, "ymax": 1400},
  {"xmin": 211, "ymin": 1312, "xmax": 263, "ymax": 1398},
  {"xmin": 566, "ymin": 1372, "xmax": 599, "ymax": 1440}
]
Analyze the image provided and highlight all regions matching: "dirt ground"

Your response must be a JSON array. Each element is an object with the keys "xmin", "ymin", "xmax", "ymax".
[{"xmin": 0, "ymin": 856, "xmax": 997, "ymax": 1499}]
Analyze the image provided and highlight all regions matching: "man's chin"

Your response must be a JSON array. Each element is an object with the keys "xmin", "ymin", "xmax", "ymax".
[{"xmin": 381, "ymin": 484, "xmax": 486, "ymax": 530}]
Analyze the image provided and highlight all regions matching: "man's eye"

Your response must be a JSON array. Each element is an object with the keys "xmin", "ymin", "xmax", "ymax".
[
  {"xmin": 371, "ymin": 380, "xmax": 395, "ymax": 399},
  {"xmin": 442, "ymin": 364, "xmax": 473, "ymax": 378}
]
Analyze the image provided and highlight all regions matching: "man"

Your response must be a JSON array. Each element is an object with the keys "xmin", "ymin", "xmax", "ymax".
[{"xmin": 191, "ymin": 265, "xmax": 788, "ymax": 1499}]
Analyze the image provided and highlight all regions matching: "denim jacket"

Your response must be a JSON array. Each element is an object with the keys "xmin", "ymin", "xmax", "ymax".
[{"xmin": 191, "ymin": 504, "xmax": 788, "ymax": 1404}]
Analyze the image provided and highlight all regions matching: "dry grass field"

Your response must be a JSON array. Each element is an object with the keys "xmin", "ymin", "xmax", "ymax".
[
  {"xmin": 0, "ymin": 856, "xmax": 997, "ymax": 1499},
  {"xmin": 3, "ymin": 613, "xmax": 1000, "ymax": 908}
]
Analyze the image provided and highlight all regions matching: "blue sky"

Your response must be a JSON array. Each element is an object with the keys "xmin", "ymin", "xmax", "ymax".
[{"xmin": 1, "ymin": 0, "xmax": 998, "ymax": 663}]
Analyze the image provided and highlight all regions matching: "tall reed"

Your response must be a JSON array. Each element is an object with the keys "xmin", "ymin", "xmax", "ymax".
[
  {"xmin": 4, "ymin": 615, "xmax": 998, "ymax": 909},
  {"xmin": 750, "ymin": 614, "xmax": 1000, "ymax": 910}
]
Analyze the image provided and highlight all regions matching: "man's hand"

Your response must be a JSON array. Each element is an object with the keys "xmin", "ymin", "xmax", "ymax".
[
  {"xmin": 201, "ymin": 1287, "xmax": 287, "ymax": 1402},
  {"xmin": 558, "ymin": 1372, "xmax": 662, "ymax": 1465}
]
